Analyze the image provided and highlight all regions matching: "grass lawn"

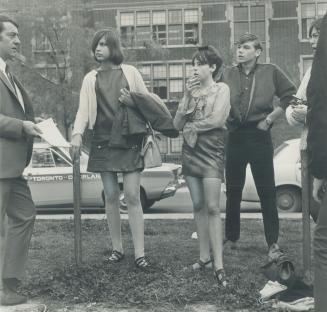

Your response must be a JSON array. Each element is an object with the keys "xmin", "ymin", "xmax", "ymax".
[{"xmin": 23, "ymin": 218, "xmax": 312, "ymax": 311}]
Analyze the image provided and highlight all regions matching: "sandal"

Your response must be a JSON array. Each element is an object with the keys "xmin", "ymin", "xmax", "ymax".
[
  {"xmin": 214, "ymin": 269, "xmax": 227, "ymax": 287},
  {"xmin": 135, "ymin": 256, "xmax": 150, "ymax": 269},
  {"xmin": 107, "ymin": 250, "xmax": 124, "ymax": 263},
  {"xmin": 192, "ymin": 259, "xmax": 213, "ymax": 270}
]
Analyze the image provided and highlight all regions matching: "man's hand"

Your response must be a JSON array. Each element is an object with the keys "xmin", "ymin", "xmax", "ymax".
[
  {"xmin": 119, "ymin": 88, "xmax": 134, "ymax": 107},
  {"xmin": 257, "ymin": 119, "xmax": 270, "ymax": 131},
  {"xmin": 70, "ymin": 134, "xmax": 82, "ymax": 160},
  {"xmin": 22, "ymin": 121, "xmax": 42, "ymax": 137},
  {"xmin": 291, "ymin": 105, "xmax": 307, "ymax": 123},
  {"xmin": 313, "ymin": 178, "xmax": 325, "ymax": 204}
]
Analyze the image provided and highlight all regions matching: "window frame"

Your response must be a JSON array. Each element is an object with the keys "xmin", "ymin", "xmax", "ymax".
[
  {"xmin": 136, "ymin": 61, "xmax": 192, "ymax": 101},
  {"xmin": 118, "ymin": 7, "xmax": 201, "ymax": 49},
  {"xmin": 299, "ymin": 54, "xmax": 314, "ymax": 79},
  {"xmin": 298, "ymin": 1, "xmax": 327, "ymax": 42},
  {"xmin": 231, "ymin": 3, "xmax": 268, "ymax": 63}
]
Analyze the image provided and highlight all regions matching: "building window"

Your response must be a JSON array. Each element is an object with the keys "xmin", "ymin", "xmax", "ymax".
[
  {"xmin": 152, "ymin": 11, "xmax": 167, "ymax": 45},
  {"xmin": 233, "ymin": 4, "xmax": 266, "ymax": 61},
  {"xmin": 138, "ymin": 62, "xmax": 191, "ymax": 101},
  {"xmin": 120, "ymin": 9, "xmax": 200, "ymax": 48},
  {"xmin": 157, "ymin": 135, "xmax": 168, "ymax": 154},
  {"xmin": 170, "ymin": 135, "xmax": 183, "ymax": 153},
  {"xmin": 35, "ymin": 32, "xmax": 51, "ymax": 51},
  {"xmin": 301, "ymin": 56, "xmax": 313, "ymax": 78},
  {"xmin": 300, "ymin": 1, "xmax": 327, "ymax": 39}
]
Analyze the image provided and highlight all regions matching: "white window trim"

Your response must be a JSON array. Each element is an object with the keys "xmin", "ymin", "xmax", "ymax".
[
  {"xmin": 299, "ymin": 54, "xmax": 313, "ymax": 79},
  {"xmin": 201, "ymin": 3, "xmax": 228, "ymax": 23},
  {"xmin": 135, "ymin": 60, "xmax": 192, "ymax": 101},
  {"xmin": 298, "ymin": 1, "xmax": 327, "ymax": 43},
  {"xmin": 229, "ymin": 2, "xmax": 269, "ymax": 63},
  {"xmin": 118, "ymin": 7, "xmax": 202, "ymax": 49}
]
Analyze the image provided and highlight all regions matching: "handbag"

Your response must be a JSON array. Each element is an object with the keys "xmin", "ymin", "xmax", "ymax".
[{"xmin": 141, "ymin": 123, "xmax": 162, "ymax": 168}]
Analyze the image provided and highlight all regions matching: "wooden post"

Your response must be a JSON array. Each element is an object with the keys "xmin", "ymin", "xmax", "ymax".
[
  {"xmin": 73, "ymin": 154, "xmax": 82, "ymax": 266},
  {"xmin": 300, "ymin": 130, "xmax": 311, "ymax": 281}
]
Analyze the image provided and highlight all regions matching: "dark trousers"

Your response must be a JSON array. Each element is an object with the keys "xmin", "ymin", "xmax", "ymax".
[
  {"xmin": 314, "ymin": 191, "xmax": 327, "ymax": 312},
  {"xmin": 225, "ymin": 127, "xmax": 279, "ymax": 246},
  {"xmin": 0, "ymin": 177, "xmax": 36, "ymax": 283}
]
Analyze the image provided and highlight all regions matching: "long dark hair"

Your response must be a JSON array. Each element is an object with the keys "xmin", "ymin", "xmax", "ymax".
[{"xmin": 91, "ymin": 28, "xmax": 124, "ymax": 65}]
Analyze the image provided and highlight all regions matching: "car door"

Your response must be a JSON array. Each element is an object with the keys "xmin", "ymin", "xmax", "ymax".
[{"xmin": 25, "ymin": 147, "xmax": 73, "ymax": 206}]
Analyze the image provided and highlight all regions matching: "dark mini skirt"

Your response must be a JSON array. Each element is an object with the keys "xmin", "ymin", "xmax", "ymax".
[
  {"xmin": 87, "ymin": 140, "xmax": 144, "ymax": 173},
  {"xmin": 182, "ymin": 128, "xmax": 226, "ymax": 179}
]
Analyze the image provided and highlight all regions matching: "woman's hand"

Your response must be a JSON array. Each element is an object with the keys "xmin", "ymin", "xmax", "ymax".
[
  {"xmin": 70, "ymin": 134, "xmax": 82, "ymax": 160},
  {"xmin": 185, "ymin": 76, "xmax": 201, "ymax": 97},
  {"xmin": 291, "ymin": 105, "xmax": 307, "ymax": 123},
  {"xmin": 119, "ymin": 88, "xmax": 134, "ymax": 107}
]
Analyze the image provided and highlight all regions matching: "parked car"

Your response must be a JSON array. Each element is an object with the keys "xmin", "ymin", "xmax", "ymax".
[
  {"xmin": 242, "ymin": 138, "xmax": 302, "ymax": 212},
  {"xmin": 24, "ymin": 142, "xmax": 182, "ymax": 212}
]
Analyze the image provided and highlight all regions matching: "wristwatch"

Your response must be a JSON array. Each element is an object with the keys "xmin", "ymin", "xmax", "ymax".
[{"xmin": 265, "ymin": 116, "xmax": 273, "ymax": 126}]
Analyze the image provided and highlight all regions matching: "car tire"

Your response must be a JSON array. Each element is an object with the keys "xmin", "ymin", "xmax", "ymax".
[
  {"xmin": 119, "ymin": 186, "xmax": 151, "ymax": 213},
  {"xmin": 276, "ymin": 186, "xmax": 301, "ymax": 212}
]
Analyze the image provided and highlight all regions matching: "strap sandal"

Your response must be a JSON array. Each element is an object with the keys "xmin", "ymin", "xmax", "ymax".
[
  {"xmin": 192, "ymin": 259, "xmax": 213, "ymax": 270},
  {"xmin": 134, "ymin": 256, "xmax": 151, "ymax": 269},
  {"xmin": 107, "ymin": 250, "xmax": 125, "ymax": 263},
  {"xmin": 214, "ymin": 268, "xmax": 227, "ymax": 288}
]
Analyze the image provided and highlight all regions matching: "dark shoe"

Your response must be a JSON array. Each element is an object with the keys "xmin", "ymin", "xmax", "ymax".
[
  {"xmin": 268, "ymin": 243, "xmax": 284, "ymax": 262},
  {"xmin": 223, "ymin": 239, "xmax": 238, "ymax": 250},
  {"xmin": 0, "ymin": 289, "xmax": 27, "ymax": 306},
  {"xmin": 135, "ymin": 256, "xmax": 151, "ymax": 270},
  {"xmin": 107, "ymin": 250, "xmax": 125, "ymax": 263},
  {"xmin": 214, "ymin": 269, "xmax": 227, "ymax": 288},
  {"xmin": 192, "ymin": 259, "xmax": 213, "ymax": 270}
]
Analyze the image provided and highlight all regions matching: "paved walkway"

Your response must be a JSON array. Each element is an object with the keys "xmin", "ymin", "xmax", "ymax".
[{"xmin": 36, "ymin": 212, "xmax": 303, "ymax": 221}]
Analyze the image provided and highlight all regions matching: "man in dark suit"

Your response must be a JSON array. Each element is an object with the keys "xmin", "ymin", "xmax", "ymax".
[
  {"xmin": 307, "ymin": 13, "xmax": 327, "ymax": 312},
  {"xmin": 0, "ymin": 16, "xmax": 42, "ymax": 306}
]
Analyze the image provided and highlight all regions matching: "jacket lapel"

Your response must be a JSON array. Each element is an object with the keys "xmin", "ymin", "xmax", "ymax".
[
  {"xmin": 0, "ymin": 70, "xmax": 26, "ymax": 115},
  {"xmin": 14, "ymin": 77, "xmax": 34, "ymax": 120},
  {"xmin": 0, "ymin": 69, "xmax": 19, "ymax": 99}
]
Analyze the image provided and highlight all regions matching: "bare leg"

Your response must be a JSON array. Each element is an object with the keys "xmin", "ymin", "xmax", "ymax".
[
  {"xmin": 186, "ymin": 176, "xmax": 210, "ymax": 263},
  {"xmin": 101, "ymin": 172, "xmax": 123, "ymax": 254},
  {"xmin": 123, "ymin": 171, "xmax": 144, "ymax": 260},
  {"xmin": 203, "ymin": 178, "xmax": 223, "ymax": 271}
]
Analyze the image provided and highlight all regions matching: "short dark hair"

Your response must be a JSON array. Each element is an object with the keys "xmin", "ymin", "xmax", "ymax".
[
  {"xmin": 309, "ymin": 18, "xmax": 322, "ymax": 37},
  {"xmin": 91, "ymin": 28, "xmax": 124, "ymax": 65},
  {"xmin": 191, "ymin": 45, "xmax": 223, "ymax": 78},
  {"xmin": 237, "ymin": 33, "xmax": 263, "ymax": 51},
  {"xmin": 0, "ymin": 15, "xmax": 18, "ymax": 33}
]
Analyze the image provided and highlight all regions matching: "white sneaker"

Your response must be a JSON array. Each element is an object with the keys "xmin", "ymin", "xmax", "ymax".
[{"xmin": 259, "ymin": 280, "xmax": 287, "ymax": 301}]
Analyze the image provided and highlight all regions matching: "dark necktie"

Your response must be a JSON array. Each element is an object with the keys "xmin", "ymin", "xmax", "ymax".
[{"xmin": 5, "ymin": 65, "xmax": 17, "ymax": 95}]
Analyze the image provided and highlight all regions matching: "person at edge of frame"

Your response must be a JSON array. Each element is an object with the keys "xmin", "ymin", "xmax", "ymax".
[
  {"xmin": 285, "ymin": 18, "xmax": 322, "ymax": 222},
  {"xmin": 0, "ymin": 15, "xmax": 43, "ymax": 306},
  {"xmin": 306, "ymin": 12, "xmax": 327, "ymax": 312},
  {"xmin": 220, "ymin": 33, "xmax": 296, "ymax": 261}
]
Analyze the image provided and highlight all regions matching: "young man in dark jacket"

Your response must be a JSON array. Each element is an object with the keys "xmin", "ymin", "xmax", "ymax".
[
  {"xmin": 306, "ymin": 12, "xmax": 327, "ymax": 312},
  {"xmin": 221, "ymin": 34, "xmax": 296, "ymax": 260}
]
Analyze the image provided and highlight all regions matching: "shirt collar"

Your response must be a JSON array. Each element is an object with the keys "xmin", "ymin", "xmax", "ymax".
[
  {"xmin": 238, "ymin": 61, "xmax": 258, "ymax": 75},
  {"xmin": 0, "ymin": 57, "xmax": 7, "ymax": 73}
]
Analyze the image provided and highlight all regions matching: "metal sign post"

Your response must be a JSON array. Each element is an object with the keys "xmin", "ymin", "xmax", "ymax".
[
  {"xmin": 73, "ymin": 154, "xmax": 82, "ymax": 266},
  {"xmin": 300, "ymin": 133, "xmax": 311, "ymax": 282}
]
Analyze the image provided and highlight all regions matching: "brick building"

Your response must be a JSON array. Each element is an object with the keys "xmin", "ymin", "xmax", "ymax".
[{"xmin": 2, "ymin": 0, "xmax": 325, "ymax": 156}]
